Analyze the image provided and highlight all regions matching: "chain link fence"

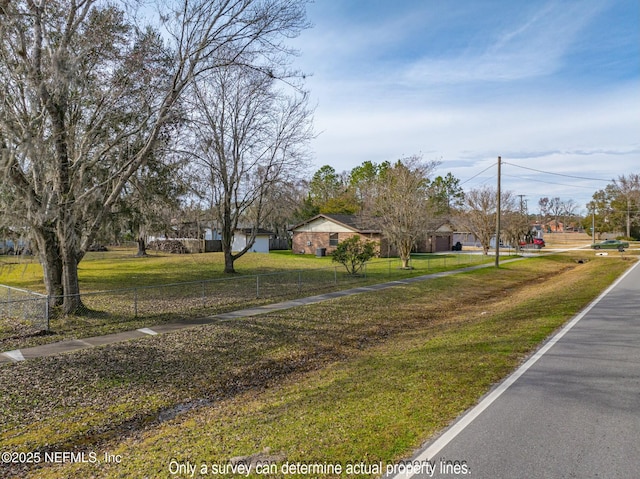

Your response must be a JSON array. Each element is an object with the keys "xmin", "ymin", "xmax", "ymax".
[
  {"xmin": 59, "ymin": 263, "xmax": 375, "ymax": 321},
  {"xmin": 0, "ymin": 285, "xmax": 49, "ymax": 335},
  {"xmin": 1, "ymin": 254, "xmax": 488, "ymax": 345}
]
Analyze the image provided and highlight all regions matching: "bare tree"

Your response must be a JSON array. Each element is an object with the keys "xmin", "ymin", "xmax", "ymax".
[
  {"xmin": 0, "ymin": 0, "xmax": 309, "ymax": 313},
  {"xmin": 538, "ymin": 197, "xmax": 551, "ymax": 225},
  {"xmin": 372, "ymin": 156, "xmax": 439, "ymax": 268},
  {"xmin": 455, "ymin": 186, "xmax": 515, "ymax": 255},
  {"xmin": 560, "ymin": 198, "xmax": 578, "ymax": 231},
  {"xmin": 502, "ymin": 210, "xmax": 531, "ymax": 253},
  {"xmin": 614, "ymin": 173, "xmax": 640, "ymax": 238},
  {"xmin": 190, "ymin": 64, "xmax": 313, "ymax": 273},
  {"xmin": 548, "ymin": 197, "xmax": 564, "ymax": 231}
]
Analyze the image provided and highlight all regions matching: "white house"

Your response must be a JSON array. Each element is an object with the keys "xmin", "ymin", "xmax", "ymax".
[{"xmin": 232, "ymin": 228, "xmax": 273, "ymax": 253}]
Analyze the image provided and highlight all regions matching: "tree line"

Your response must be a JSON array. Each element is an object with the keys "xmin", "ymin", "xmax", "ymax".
[{"xmin": 585, "ymin": 174, "xmax": 640, "ymax": 240}]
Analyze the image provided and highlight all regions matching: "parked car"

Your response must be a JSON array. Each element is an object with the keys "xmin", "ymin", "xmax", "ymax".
[
  {"xmin": 518, "ymin": 238, "xmax": 545, "ymax": 249},
  {"xmin": 591, "ymin": 239, "xmax": 629, "ymax": 251}
]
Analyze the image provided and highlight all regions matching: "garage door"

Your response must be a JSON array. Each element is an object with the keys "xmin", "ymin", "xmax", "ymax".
[{"xmin": 435, "ymin": 236, "xmax": 450, "ymax": 252}]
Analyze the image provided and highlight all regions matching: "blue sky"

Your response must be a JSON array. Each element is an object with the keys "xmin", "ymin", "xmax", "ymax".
[{"xmin": 290, "ymin": 0, "xmax": 639, "ymax": 213}]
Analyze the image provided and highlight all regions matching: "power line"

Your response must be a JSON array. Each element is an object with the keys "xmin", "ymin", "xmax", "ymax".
[
  {"xmin": 502, "ymin": 173, "xmax": 596, "ymax": 190},
  {"xmin": 459, "ymin": 161, "xmax": 497, "ymax": 186},
  {"xmin": 503, "ymin": 162, "xmax": 612, "ymax": 182}
]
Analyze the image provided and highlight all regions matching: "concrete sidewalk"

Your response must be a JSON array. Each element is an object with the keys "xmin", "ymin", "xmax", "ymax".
[{"xmin": 0, "ymin": 260, "xmax": 506, "ymax": 365}]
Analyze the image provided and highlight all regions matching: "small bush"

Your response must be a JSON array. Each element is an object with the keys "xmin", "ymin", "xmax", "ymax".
[{"xmin": 331, "ymin": 235, "xmax": 378, "ymax": 275}]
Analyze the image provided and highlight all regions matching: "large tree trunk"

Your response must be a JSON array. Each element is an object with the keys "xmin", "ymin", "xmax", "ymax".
[
  {"xmin": 221, "ymin": 199, "xmax": 237, "ymax": 274},
  {"xmin": 222, "ymin": 219, "xmax": 237, "ymax": 273},
  {"xmin": 399, "ymin": 239, "xmax": 412, "ymax": 269},
  {"xmin": 136, "ymin": 236, "xmax": 148, "ymax": 257},
  {"xmin": 33, "ymin": 227, "xmax": 64, "ymax": 309},
  {"xmin": 58, "ymin": 218, "xmax": 84, "ymax": 315},
  {"xmin": 223, "ymin": 249, "xmax": 236, "ymax": 274},
  {"xmin": 61, "ymin": 249, "xmax": 83, "ymax": 315}
]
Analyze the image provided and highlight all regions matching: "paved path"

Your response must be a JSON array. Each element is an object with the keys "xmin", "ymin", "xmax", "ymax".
[
  {"xmin": 1, "ymin": 259, "xmax": 507, "ymax": 365},
  {"xmin": 388, "ymin": 259, "xmax": 640, "ymax": 479}
]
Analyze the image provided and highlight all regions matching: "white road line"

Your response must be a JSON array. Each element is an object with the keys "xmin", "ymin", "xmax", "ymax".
[
  {"xmin": 391, "ymin": 259, "xmax": 640, "ymax": 479},
  {"xmin": 137, "ymin": 328, "xmax": 158, "ymax": 336},
  {"xmin": 4, "ymin": 350, "xmax": 25, "ymax": 362}
]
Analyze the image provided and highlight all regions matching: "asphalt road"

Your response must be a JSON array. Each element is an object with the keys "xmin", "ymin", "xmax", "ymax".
[{"xmin": 389, "ymin": 259, "xmax": 640, "ymax": 479}]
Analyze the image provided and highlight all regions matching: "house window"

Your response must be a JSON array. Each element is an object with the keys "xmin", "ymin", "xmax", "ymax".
[{"xmin": 329, "ymin": 233, "xmax": 339, "ymax": 246}]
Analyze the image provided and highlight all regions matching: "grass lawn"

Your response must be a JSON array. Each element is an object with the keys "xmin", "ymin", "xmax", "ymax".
[
  {"xmin": 0, "ymin": 248, "xmax": 493, "ymax": 292},
  {"xmin": 0, "ymin": 249, "xmax": 343, "ymax": 293},
  {"xmin": 0, "ymin": 251, "xmax": 634, "ymax": 478},
  {"xmin": 0, "ymin": 249, "xmax": 493, "ymax": 351}
]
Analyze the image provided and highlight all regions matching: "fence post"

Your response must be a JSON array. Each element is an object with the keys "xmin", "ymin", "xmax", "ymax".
[
  {"xmin": 256, "ymin": 275, "xmax": 260, "ymax": 298},
  {"xmin": 334, "ymin": 267, "xmax": 337, "ymax": 285},
  {"xmin": 298, "ymin": 271, "xmax": 302, "ymax": 292},
  {"xmin": 134, "ymin": 288, "xmax": 138, "ymax": 317},
  {"xmin": 45, "ymin": 298, "xmax": 50, "ymax": 331},
  {"xmin": 202, "ymin": 281, "xmax": 206, "ymax": 308}
]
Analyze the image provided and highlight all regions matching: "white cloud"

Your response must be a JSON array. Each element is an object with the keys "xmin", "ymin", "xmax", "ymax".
[
  {"xmin": 402, "ymin": 2, "xmax": 608, "ymax": 85},
  {"xmin": 293, "ymin": 1, "xmax": 639, "ymax": 210}
]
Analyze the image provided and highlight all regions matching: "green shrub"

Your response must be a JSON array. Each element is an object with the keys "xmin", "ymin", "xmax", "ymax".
[{"xmin": 332, "ymin": 235, "xmax": 378, "ymax": 275}]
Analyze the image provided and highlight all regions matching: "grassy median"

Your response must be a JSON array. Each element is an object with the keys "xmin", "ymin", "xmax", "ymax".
[{"xmin": 0, "ymin": 252, "xmax": 634, "ymax": 478}]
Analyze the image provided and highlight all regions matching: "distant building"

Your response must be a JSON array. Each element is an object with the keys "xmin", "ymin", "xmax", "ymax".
[
  {"xmin": 290, "ymin": 214, "xmax": 453, "ymax": 256},
  {"xmin": 232, "ymin": 228, "xmax": 274, "ymax": 253}
]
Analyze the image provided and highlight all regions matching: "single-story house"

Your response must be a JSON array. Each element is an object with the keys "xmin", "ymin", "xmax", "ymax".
[
  {"xmin": 290, "ymin": 214, "xmax": 453, "ymax": 256},
  {"xmin": 232, "ymin": 228, "xmax": 274, "ymax": 253},
  {"xmin": 290, "ymin": 214, "xmax": 382, "ymax": 255},
  {"xmin": 415, "ymin": 222, "xmax": 454, "ymax": 253}
]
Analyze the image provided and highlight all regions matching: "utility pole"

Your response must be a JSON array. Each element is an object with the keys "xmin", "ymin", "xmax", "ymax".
[
  {"xmin": 592, "ymin": 207, "xmax": 595, "ymax": 244},
  {"xmin": 495, "ymin": 156, "xmax": 501, "ymax": 268},
  {"xmin": 627, "ymin": 196, "xmax": 631, "ymax": 239}
]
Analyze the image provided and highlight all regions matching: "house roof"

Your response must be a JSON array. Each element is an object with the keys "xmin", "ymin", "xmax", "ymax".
[
  {"xmin": 235, "ymin": 228, "xmax": 274, "ymax": 236},
  {"xmin": 290, "ymin": 214, "xmax": 455, "ymax": 235},
  {"xmin": 290, "ymin": 214, "xmax": 381, "ymax": 234}
]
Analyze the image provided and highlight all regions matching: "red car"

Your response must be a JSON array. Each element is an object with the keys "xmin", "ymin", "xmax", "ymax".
[{"xmin": 519, "ymin": 238, "xmax": 545, "ymax": 249}]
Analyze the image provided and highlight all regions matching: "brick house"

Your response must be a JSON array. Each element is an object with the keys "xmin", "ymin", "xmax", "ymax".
[
  {"xmin": 290, "ymin": 214, "xmax": 453, "ymax": 256},
  {"xmin": 290, "ymin": 214, "xmax": 385, "ymax": 255}
]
